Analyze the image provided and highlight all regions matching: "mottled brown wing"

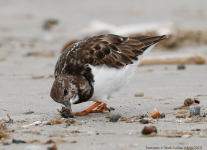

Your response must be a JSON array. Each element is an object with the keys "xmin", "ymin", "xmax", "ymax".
[
  {"xmin": 75, "ymin": 34, "xmax": 166, "ymax": 68},
  {"xmin": 54, "ymin": 34, "xmax": 166, "ymax": 81}
]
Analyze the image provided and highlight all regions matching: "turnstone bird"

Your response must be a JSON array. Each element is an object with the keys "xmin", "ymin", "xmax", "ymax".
[{"xmin": 50, "ymin": 34, "xmax": 166, "ymax": 117}]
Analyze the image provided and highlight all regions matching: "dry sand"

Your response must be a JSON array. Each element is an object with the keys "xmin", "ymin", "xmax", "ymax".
[{"xmin": 0, "ymin": 0, "xmax": 207, "ymax": 150}]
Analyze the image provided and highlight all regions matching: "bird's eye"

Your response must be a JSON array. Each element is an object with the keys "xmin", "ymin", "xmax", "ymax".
[{"xmin": 63, "ymin": 88, "xmax": 68, "ymax": 96}]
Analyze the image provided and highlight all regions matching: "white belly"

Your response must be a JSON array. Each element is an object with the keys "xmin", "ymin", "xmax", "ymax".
[
  {"xmin": 89, "ymin": 44, "xmax": 156, "ymax": 103},
  {"xmin": 89, "ymin": 63, "xmax": 136, "ymax": 103}
]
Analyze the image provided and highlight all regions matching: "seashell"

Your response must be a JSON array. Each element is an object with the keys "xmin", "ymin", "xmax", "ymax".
[
  {"xmin": 142, "ymin": 126, "xmax": 157, "ymax": 135},
  {"xmin": 184, "ymin": 98, "xmax": 194, "ymax": 106},
  {"xmin": 151, "ymin": 108, "xmax": 161, "ymax": 119},
  {"xmin": 109, "ymin": 114, "xmax": 121, "ymax": 122}
]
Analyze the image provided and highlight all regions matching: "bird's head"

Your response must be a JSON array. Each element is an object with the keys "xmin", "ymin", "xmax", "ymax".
[{"xmin": 50, "ymin": 75, "xmax": 79, "ymax": 107}]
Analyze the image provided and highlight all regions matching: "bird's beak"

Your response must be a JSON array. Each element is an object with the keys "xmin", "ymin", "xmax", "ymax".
[
  {"xmin": 63, "ymin": 94, "xmax": 72, "ymax": 108},
  {"xmin": 63, "ymin": 100, "xmax": 71, "ymax": 109},
  {"xmin": 63, "ymin": 100, "xmax": 74, "ymax": 118}
]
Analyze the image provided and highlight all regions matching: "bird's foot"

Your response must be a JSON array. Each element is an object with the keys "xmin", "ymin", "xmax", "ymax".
[
  {"xmin": 90, "ymin": 103, "xmax": 111, "ymax": 113},
  {"xmin": 73, "ymin": 102, "xmax": 101, "ymax": 116},
  {"xmin": 73, "ymin": 102, "xmax": 114, "ymax": 116},
  {"xmin": 73, "ymin": 110, "xmax": 89, "ymax": 116}
]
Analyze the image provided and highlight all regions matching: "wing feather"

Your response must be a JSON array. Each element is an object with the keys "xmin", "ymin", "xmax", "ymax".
[{"xmin": 54, "ymin": 34, "xmax": 167, "ymax": 81}]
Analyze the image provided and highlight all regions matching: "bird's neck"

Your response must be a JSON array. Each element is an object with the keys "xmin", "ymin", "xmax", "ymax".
[{"xmin": 72, "ymin": 75, "xmax": 94, "ymax": 104}]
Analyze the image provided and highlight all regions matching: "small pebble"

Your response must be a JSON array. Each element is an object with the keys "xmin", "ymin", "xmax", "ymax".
[
  {"xmin": 12, "ymin": 139, "xmax": 26, "ymax": 144},
  {"xmin": 47, "ymin": 144, "xmax": 58, "ymax": 150},
  {"xmin": 184, "ymin": 98, "xmax": 194, "ymax": 106},
  {"xmin": 65, "ymin": 118, "xmax": 77, "ymax": 124},
  {"xmin": 3, "ymin": 142, "xmax": 10, "ymax": 145},
  {"xmin": 189, "ymin": 105, "xmax": 200, "ymax": 117},
  {"xmin": 109, "ymin": 107, "xmax": 115, "ymax": 111},
  {"xmin": 199, "ymin": 113, "xmax": 206, "ymax": 117},
  {"xmin": 151, "ymin": 108, "xmax": 161, "ymax": 119},
  {"xmin": 43, "ymin": 19, "xmax": 58, "ymax": 30},
  {"xmin": 42, "ymin": 121, "xmax": 52, "ymax": 125},
  {"xmin": 181, "ymin": 135, "xmax": 190, "ymax": 138},
  {"xmin": 139, "ymin": 119, "xmax": 149, "ymax": 124},
  {"xmin": 135, "ymin": 92, "xmax": 144, "ymax": 97},
  {"xmin": 96, "ymin": 133, "xmax": 99, "ymax": 135},
  {"xmin": 23, "ymin": 111, "xmax": 34, "ymax": 115},
  {"xmin": 191, "ymin": 129, "xmax": 201, "ymax": 131},
  {"xmin": 161, "ymin": 113, "xmax": 165, "ymax": 118},
  {"xmin": 142, "ymin": 126, "xmax": 157, "ymax": 135},
  {"xmin": 176, "ymin": 115, "xmax": 185, "ymax": 118},
  {"xmin": 134, "ymin": 117, "xmax": 143, "ymax": 120},
  {"xmin": 194, "ymin": 99, "xmax": 200, "ymax": 104},
  {"xmin": 177, "ymin": 64, "xmax": 185, "ymax": 70},
  {"xmin": 109, "ymin": 114, "xmax": 121, "ymax": 122}
]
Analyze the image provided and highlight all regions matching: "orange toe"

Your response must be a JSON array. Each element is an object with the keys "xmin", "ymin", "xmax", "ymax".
[
  {"xmin": 96, "ymin": 103, "xmax": 110, "ymax": 112},
  {"xmin": 74, "ymin": 111, "xmax": 88, "ymax": 116},
  {"xmin": 73, "ymin": 102, "xmax": 112, "ymax": 116},
  {"xmin": 74, "ymin": 102, "xmax": 102, "ymax": 116}
]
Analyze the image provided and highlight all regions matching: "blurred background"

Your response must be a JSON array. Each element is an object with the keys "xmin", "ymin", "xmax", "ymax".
[
  {"xmin": 1, "ymin": 0, "xmax": 207, "ymax": 64},
  {"xmin": 0, "ymin": 0, "xmax": 207, "ymax": 104}
]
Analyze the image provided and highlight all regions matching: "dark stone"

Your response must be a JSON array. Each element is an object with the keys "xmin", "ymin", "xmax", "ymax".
[
  {"xmin": 161, "ymin": 113, "xmax": 165, "ymax": 118},
  {"xmin": 12, "ymin": 139, "xmax": 26, "ymax": 144},
  {"xmin": 71, "ymin": 131, "xmax": 80, "ymax": 133},
  {"xmin": 23, "ymin": 111, "xmax": 34, "ymax": 115},
  {"xmin": 191, "ymin": 129, "xmax": 201, "ymax": 131},
  {"xmin": 177, "ymin": 64, "xmax": 185, "ymax": 70},
  {"xmin": 139, "ymin": 119, "xmax": 149, "ymax": 124},
  {"xmin": 194, "ymin": 99, "xmax": 200, "ymax": 104},
  {"xmin": 43, "ymin": 19, "xmax": 58, "ymax": 30},
  {"xmin": 109, "ymin": 114, "xmax": 121, "ymax": 122},
  {"xmin": 109, "ymin": 107, "xmax": 115, "ymax": 111},
  {"xmin": 3, "ymin": 142, "xmax": 10, "ymax": 145},
  {"xmin": 96, "ymin": 133, "xmax": 99, "ymax": 135}
]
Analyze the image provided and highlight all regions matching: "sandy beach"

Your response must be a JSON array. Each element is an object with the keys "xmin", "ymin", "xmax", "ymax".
[{"xmin": 0, "ymin": 0, "xmax": 207, "ymax": 150}]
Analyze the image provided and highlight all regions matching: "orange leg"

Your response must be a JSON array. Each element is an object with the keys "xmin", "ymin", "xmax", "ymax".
[
  {"xmin": 74, "ymin": 103, "xmax": 112, "ymax": 116},
  {"xmin": 74, "ymin": 102, "xmax": 102, "ymax": 116},
  {"xmin": 90, "ymin": 103, "xmax": 110, "ymax": 113}
]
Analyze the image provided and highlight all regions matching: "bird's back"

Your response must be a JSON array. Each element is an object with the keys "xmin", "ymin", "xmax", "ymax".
[
  {"xmin": 54, "ymin": 34, "xmax": 166, "ymax": 80},
  {"xmin": 54, "ymin": 34, "xmax": 166, "ymax": 103}
]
